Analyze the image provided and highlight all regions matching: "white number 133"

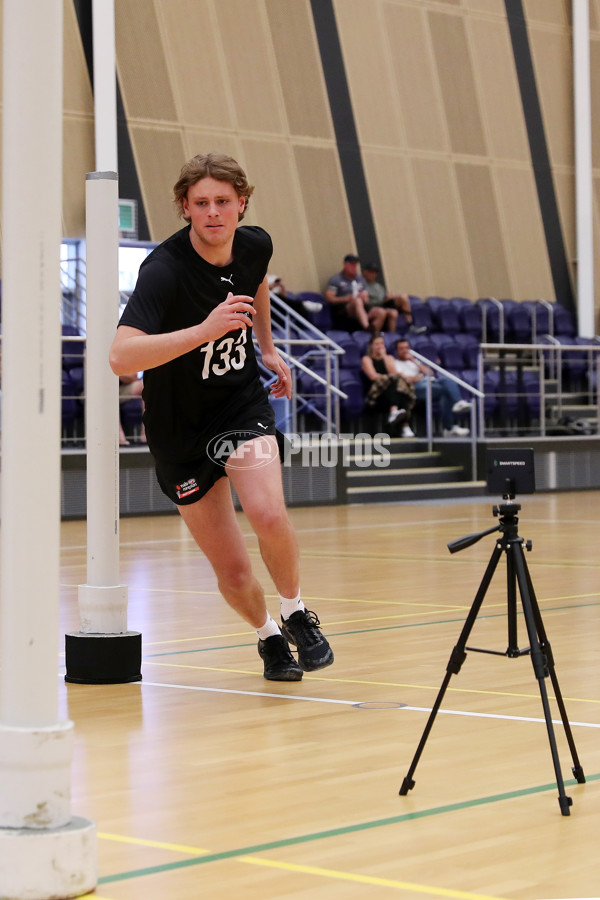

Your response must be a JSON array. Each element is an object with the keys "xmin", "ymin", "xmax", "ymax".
[{"xmin": 199, "ymin": 330, "xmax": 247, "ymax": 379}]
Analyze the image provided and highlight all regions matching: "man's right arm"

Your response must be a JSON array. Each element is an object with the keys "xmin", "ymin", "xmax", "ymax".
[{"xmin": 109, "ymin": 294, "xmax": 256, "ymax": 375}]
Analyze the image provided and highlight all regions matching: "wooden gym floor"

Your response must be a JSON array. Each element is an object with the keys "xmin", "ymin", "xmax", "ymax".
[{"xmin": 58, "ymin": 490, "xmax": 600, "ymax": 900}]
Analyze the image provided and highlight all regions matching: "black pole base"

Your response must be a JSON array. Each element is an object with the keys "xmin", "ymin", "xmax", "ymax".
[{"xmin": 65, "ymin": 631, "xmax": 142, "ymax": 684}]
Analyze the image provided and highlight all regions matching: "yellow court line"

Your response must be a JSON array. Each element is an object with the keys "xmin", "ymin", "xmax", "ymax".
[
  {"xmin": 98, "ymin": 831, "xmax": 209, "ymax": 855},
  {"xmin": 59, "ymin": 583, "xmax": 223, "ymax": 597},
  {"xmin": 81, "ymin": 893, "xmax": 119, "ymax": 900},
  {"xmin": 282, "ymin": 549, "xmax": 600, "ymax": 570},
  {"xmin": 295, "ymin": 673, "xmax": 600, "ymax": 705},
  {"xmin": 238, "ymin": 856, "xmax": 508, "ymax": 899},
  {"xmin": 279, "ymin": 594, "xmax": 466, "ymax": 609},
  {"xmin": 94, "ymin": 833, "xmax": 505, "ymax": 899},
  {"xmin": 302, "ymin": 591, "xmax": 600, "ymax": 606},
  {"xmin": 65, "ymin": 592, "xmax": 600, "ymax": 652},
  {"xmin": 139, "ymin": 604, "xmax": 467, "ymax": 647},
  {"xmin": 81, "ymin": 896, "xmax": 117, "ymax": 900},
  {"xmin": 143, "ymin": 661, "xmax": 274, "ymax": 677},
  {"xmin": 140, "ymin": 661, "xmax": 599, "ymax": 705},
  {"xmin": 64, "ymin": 591, "xmax": 600, "ymax": 652},
  {"xmin": 63, "ymin": 581, "xmax": 600, "ymax": 607},
  {"xmin": 143, "ymin": 629, "xmax": 256, "ymax": 647}
]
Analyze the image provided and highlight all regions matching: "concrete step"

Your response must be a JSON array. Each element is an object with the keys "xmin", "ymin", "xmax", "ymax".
[
  {"xmin": 346, "ymin": 480, "xmax": 487, "ymax": 504},
  {"xmin": 347, "ymin": 465, "xmax": 464, "ymax": 487},
  {"xmin": 346, "ymin": 451, "xmax": 443, "ymax": 470},
  {"xmin": 551, "ymin": 404, "xmax": 597, "ymax": 418}
]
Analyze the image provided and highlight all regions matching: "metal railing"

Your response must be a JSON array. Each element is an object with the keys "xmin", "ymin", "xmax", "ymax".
[
  {"xmin": 411, "ymin": 349, "xmax": 484, "ymax": 480},
  {"xmin": 60, "ymin": 257, "xmax": 87, "ymax": 333},
  {"xmin": 256, "ymin": 295, "xmax": 347, "ymax": 433},
  {"xmin": 477, "ymin": 341, "xmax": 600, "ymax": 437},
  {"xmin": 58, "ymin": 314, "xmax": 351, "ymax": 445},
  {"xmin": 22, "ymin": 286, "xmax": 600, "ymax": 452},
  {"xmin": 480, "ymin": 297, "xmax": 557, "ymax": 344}
]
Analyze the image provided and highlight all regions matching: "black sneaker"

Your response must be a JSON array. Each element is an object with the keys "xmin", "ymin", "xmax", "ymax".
[
  {"xmin": 281, "ymin": 609, "xmax": 334, "ymax": 672},
  {"xmin": 258, "ymin": 634, "xmax": 303, "ymax": 681}
]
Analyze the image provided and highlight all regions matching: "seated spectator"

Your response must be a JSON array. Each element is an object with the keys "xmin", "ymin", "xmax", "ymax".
[
  {"xmin": 361, "ymin": 334, "xmax": 416, "ymax": 437},
  {"xmin": 325, "ymin": 254, "xmax": 379, "ymax": 331},
  {"xmin": 394, "ymin": 338, "xmax": 470, "ymax": 437},
  {"xmin": 119, "ymin": 373, "xmax": 146, "ymax": 445},
  {"xmin": 361, "ymin": 262, "xmax": 423, "ymax": 332},
  {"xmin": 267, "ymin": 274, "xmax": 322, "ymax": 316}
]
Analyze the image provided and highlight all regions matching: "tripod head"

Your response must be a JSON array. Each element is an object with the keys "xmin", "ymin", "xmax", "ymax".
[
  {"xmin": 448, "ymin": 495, "xmax": 522, "ymax": 554},
  {"xmin": 449, "ymin": 448, "xmax": 536, "ymax": 554}
]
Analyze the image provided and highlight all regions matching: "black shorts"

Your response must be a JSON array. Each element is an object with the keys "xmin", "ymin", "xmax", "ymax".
[
  {"xmin": 367, "ymin": 301, "xmax": 395, "ymax": 311},
  {"xmin": 154, "ymin": 389, "xmax": 278, "ymax": 506}
]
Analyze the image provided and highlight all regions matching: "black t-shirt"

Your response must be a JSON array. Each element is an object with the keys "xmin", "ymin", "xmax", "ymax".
[{"xmin": 119, "ymin": 224, "xmax": 273, "ymax": 462}]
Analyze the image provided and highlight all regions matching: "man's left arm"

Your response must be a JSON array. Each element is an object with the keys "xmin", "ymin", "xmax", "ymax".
[{"xmin": 252, "ymin": 276, "xmax": 291, "ymax": 399}]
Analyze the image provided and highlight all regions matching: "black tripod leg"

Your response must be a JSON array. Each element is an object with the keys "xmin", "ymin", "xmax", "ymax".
[
  {"xmin": 505, "ymin": 544, "xmax": 520, "ymax": 656},
  {"xmin": 511, "ymin": 543, "xmax": 573, "ymax": 816},
  {"xmin": 521, "ymin": 557, "xmax": 585, "ymax": 784},
  {"xmin": 399, "ymin": 542, "xmax": 504, "ymax": 796}
]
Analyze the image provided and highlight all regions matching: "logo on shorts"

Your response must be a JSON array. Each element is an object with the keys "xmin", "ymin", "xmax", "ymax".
[
  {"xmin": 206, "ymin": 430, "xmax": 277, "ymax": 470},
  {"xmin": 176, "ymin": 477, "xmax": 200, "ymax": 499}
]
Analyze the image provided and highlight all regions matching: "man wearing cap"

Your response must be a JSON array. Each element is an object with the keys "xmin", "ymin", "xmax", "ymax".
[
  {"xmin": 325, "ymin": 254, "xmax": 372, "ymax": 330},
  {"xmin": 361, "ymin": 262, "xmax": 417, "ymax": 333}
]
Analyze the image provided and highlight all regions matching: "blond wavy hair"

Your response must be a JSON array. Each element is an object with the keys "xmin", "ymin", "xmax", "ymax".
[{"xmin": 173, "ymin": 153, "xmax": 254, "ymax": 222}]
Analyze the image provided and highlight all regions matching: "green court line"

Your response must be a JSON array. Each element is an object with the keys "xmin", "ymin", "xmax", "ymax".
[
  {"xmin": 143, "ymin": 600, "xmax": 600, "ymax": 659},
  {"xmin": 98, "ymin": 772, "xmax": 600, "ymax": 885}
]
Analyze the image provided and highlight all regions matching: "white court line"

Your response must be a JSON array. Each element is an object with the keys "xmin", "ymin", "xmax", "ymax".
[
  {"xmin": 60, "ymin": 517, "xmax": 480, "ymax": 551},
  {"xmin": 61, "ymin": 514, "xmax": 600, "ymax": 552},
  {"xmin": 141, "ymin": 680, "xmax": 358, "ymax": 705},
  {"xmin": 403, "ymin": 705, "xmax": 600, "ymax": 728},
  {"xmin": 139, "ymin": 680, "xmax": 600, "ymax": 728}
]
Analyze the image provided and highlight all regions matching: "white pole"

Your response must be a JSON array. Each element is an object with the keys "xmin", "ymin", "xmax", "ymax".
[
  {"xmin": 68, "ymin": 0, "xmax": 141, "ymax": 680},
  {"xmin": 93, "ymin": 0, "xmax": 118, "ymax": 171},
  {"xmin": 0, "ymin": 0, "xmax": 63, "ymax": 737},
  {"xmin": 573, "ymin": 0, "xmax": 595, "ymax": 337},
  {"xmin": 0, "ymin": 0, "xmax": 96, "ymax": 894},
  {"xmin": 78, "ymin": 171, "xmax": 128, "ymax": 633}
]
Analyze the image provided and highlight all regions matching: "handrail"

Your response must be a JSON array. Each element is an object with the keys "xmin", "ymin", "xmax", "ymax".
[
  {"xmin": 60, "ymin": 256, "xmax": 87, "ymax": 334},
  {"xmin": 410, "ymin": 350, "xmax": 484, "ymax": 397},
  {"xmin": 269, "ymin": 293, "xmax": 343, "ymax": 347},
  {"xmin": 275, "ymin": 345, "xmax": 348, "ymax": 399},
  {"xmin": 536, "ymin": 298, "xmax": 555, "ymax": 338},
  {"xmin": 260, "ymin": 295, "xmax": 347, "ymax": 433},
  {"xmin": 411, "ymin": 349, "xmax": 483, "ymax": 479},
  {"xmin": 479, "ymin": 341, "xmax": 600, "ymax": 437},
  {"xmin": 482, "ymin": 296, "xmax": 504, "ymax": 343}
]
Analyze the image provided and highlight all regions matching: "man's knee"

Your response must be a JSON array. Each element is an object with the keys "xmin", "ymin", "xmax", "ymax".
[
  {"xmin": 252, "ymin": 504, "xmax": 290, "ymax": 539},
  {"xmin": 218, "ymin": 560, "xmax": 254, "ymax": 597}
]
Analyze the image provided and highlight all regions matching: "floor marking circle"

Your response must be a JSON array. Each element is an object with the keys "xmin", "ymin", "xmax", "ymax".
[{"xmin": 353, "ymin": 701, "xmax": 408, "ymax": 709}]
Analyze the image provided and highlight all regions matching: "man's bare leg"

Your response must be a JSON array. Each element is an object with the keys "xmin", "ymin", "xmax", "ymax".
[
  {"xmin": 178, "ymin": 474, "xmax": 302, "ymax": 680},
  {"xmin": 226, "ymin": 437, "xmax": 299, "ymax": 599},
  {"xmin": 177, "ymin": 476, "xmax": 268, "ymax": 627},
  {"xmin": 227, "ymin": 437, "xmax": 334, "ymax": 672}
]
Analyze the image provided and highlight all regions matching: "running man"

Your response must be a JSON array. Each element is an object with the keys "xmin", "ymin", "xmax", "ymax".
[{"xmin": 110, "ymin": 153, "xmax": 334, "ymax": 681}]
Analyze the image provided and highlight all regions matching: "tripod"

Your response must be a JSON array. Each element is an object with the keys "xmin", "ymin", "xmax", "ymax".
[{"xmin": 399, "ymin": 498, "xmax": 585, "ymax": 815}]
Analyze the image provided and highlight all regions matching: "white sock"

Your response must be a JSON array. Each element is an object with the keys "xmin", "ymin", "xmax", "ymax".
[
  {"xmin": 256, "ymin": 614, "xmax": 281, "ymax": 641},
  {"xmin": 279, "ymin": 590, "xmax": 305, "ymax": 621}
]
